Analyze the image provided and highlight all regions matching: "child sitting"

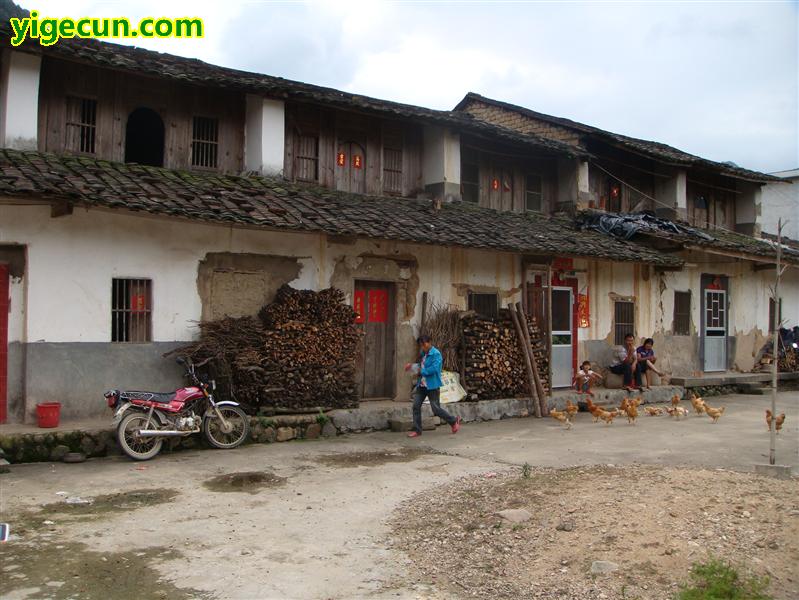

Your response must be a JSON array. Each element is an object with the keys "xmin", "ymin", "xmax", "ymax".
[{"xmin": 573, "ymin": 360, "xmax": 603, "ymax": 396}]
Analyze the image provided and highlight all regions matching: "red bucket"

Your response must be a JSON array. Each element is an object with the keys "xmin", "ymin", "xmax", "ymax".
[{"xmin": 36, "ymin": 402, "xmax": 61, "ymax": 428}]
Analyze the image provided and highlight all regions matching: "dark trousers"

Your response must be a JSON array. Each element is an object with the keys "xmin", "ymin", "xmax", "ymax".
[
  {"xmin": 412, "ymin": 386, "xmax": 456, "ymax": 433},
  {"xmin": 609, "ymin": 362, "xmax": 642, "ymax": 387}
]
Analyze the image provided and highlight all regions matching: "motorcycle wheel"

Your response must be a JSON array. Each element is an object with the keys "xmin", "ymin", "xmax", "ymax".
[
  {"xmin": 117, "ymin": 412, "xmax": 164, "ymax": 461},
  {"xmin": 203, "ymin": 406, "xmax": 250, "ymax": 449}
]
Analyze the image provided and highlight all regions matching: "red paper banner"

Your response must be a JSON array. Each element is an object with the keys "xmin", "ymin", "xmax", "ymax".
[
  {"xmin": 336, "ymin": 152, "xmax": 346, "ymax": 167},
  {"xmin": 353, "ymin": 290, "xmax": 365, "ymax": 324},
  {"xmin": 131, "ymin": 293, "xmax": 147, "ymax": 312},
  {"xmin": 578, "ymin": 292, "xmax": 590, "ymax": 328},
  {"xmin": 352, "ymin": 154, "xmax": 363, "ymax": 169},
  {"xmin": 367, "ymin": 289, "xmax": 388, "ymax": 323}
]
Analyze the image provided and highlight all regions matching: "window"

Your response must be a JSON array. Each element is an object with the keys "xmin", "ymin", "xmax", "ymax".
[
  {"xmin": 673, "ymin": 291, "xmax": 691, "ymax": 335},
  {"xmin": 65, "ymin": 96, "xmax": 97, "ymax": 154},
  {"xmin": 296, "ymin": 134, "xmax": 319, "ymax": 182},
  {"xmin": 125, "ymin": 107, "xmax": 164, "ymax": 167},
  {"xmin": 769, "ymin": 297, "xmax": 782, "ymax": 332},
  {"xmin": 613, "ymin": 300, "xmax": 635, "ymax": 345},
  {"xmin": 525, "ymin": 174, "xmax": 543, "ymax": 212},
  {"xmin": 112, "ymin": 278, "xmax": 152, "ymax": 342},
  {"xmin": 468, "ymin": 292, "xmax": 499, "ymax": 319},
  {"xmin": 383, "ymin": 146, "xmax": 403, "ymax": 195},
  {"xmin": 191, "ymin": 116, "xmax": 219, "ymax": 169},
  {"xmin": 461, "ymin": 149, "xmax": 479, "ymax": 204},
  {"xmin": 607, "ymin": 179, "xmax": 622, "ymax": 213}
]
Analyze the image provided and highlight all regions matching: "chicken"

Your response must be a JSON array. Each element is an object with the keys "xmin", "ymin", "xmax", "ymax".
[
  {"xmin": 645, "ymin": 406, "xmax": 663, "ymax": 416},
  {"xmin": 705, "ymin": 405, "xmax": 726, "ymax": 423},
  {"xmin": 765, "ymin": 410, "xmax": 786, "ymax": 433},
  {"xmin": 597, "ymin": 408, "xmax": 619, "ymax": 425},
  {"xmin": 565, "ymin": 399, "xmax": 579, "ymax": 419},
  {"xmin": 586, "ymin": 398, "xmax": 603, "ymax": 422},
  {"xmin": 666, "ymin": 406, "xmax": 688, "ymax": 420},
  {"xmin": 624, "ymin": 402, "xmax": 638, "ymax": 425},
  {"xmin": 690, "ymin": 396, "xmax": 706, "ymax": 415},
  {"xmin": 671, "ymin": 394, "xmax": 682, "ymax": 407},
  {"xmin": 550, "ymin": 409, "xmax": 572, "ymax": 429},
  {"xmin": 619, "ymin": 397, "xmax": 629, "ymax": 412},
  {"xmin": 630, "ymin": 397, "xmax": 642, "ymax": 408}
]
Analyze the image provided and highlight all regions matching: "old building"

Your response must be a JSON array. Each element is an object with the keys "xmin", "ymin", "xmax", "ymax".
[{"xmin": 0, "ymin": 0, "xmax": 795, "ymax": 423}]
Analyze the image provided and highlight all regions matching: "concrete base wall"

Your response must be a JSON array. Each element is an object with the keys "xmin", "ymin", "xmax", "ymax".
[{"xmin": 16, "ymin": 342, "xmax": 186, "ymax": 422}]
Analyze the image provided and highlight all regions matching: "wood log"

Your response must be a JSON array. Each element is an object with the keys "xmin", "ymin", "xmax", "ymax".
[
  {"xmin": 516, "ymin": 303, "xmax": 548, "ymax": 416},
  {"xmin": 508, "ymin": 303, "xmax": 540, "ymax": 417}
]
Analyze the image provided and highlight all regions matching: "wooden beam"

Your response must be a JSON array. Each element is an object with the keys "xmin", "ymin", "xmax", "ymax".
[{"xmin": 50, "ymin": 200, "xmax": 73, "ymax": 218}]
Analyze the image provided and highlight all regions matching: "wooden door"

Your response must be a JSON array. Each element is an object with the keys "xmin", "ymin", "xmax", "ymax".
[
  {"xmin": 0, "ymin": 264, "xmax": 8, "ymax": 423},
  {"xmin": 354, "ymin": 281, "xmax": 396, "ymax": 399},
  {"xmin": 335, "ymin": 139, "xmax": 367, "ymax": 194}
]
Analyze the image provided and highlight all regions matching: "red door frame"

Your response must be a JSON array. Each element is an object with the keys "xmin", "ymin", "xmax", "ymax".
[{"xmin": 0, "ymin": 264, "xmax": 9, "ymax": 423}]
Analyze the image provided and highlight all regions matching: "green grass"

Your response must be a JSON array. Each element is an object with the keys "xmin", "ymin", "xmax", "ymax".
[{"xmin": 676, "ymin": 558, "xmax": 771, "ymax": 600}]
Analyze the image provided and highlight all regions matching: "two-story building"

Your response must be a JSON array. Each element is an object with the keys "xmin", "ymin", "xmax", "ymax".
[
  {"xmin": 455, "ymin": 93, "xmax": 799, "ymax": 379},
  {"xmin": 0, "ymin": 0, "xmax": 795, "ymax": 423}
]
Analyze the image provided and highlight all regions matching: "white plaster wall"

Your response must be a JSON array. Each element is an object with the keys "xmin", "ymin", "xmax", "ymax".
[
  {"xmin": 1, "ymin": 204, "xmax": 523, "ymax": 344},
  {"xmin": 244, "ymin": 95, "xmax": 285, "ymax": 176},
  {"xmin": 0, "ymin": 50, "xmax": 40, "ymax": 150},
  {"xmin": 422, "ymin": 126, "xmax": 460, "ymax": 187},
  {"xmin": 760, "ymin": 176, "xmax": 799, "ymax": 241}
]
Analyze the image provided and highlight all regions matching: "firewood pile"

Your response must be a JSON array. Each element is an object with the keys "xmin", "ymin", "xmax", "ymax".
[
  {"xmin": 461, "ymin": 310, "xmax": 550, "ymax": 401},
  {"xmin": 420, "ymin": 300, "xmax": 462, "ymax": 371},
  {"xmin": 171, "ymin": 285, "xmax": 362, "ymax": 413}
]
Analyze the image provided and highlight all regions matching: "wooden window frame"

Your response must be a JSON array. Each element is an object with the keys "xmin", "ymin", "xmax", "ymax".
[
  {"xmin": 65, "ymin": 96, "xmax": 97, "ymax": 155},
  {"xmin": 673, "ymin": 290, "xmax": 691, "ymax": 336},
  {"xmin": 467, "ymin": 291, "xmax": 499, "ymax": 319},
  {"xmin": 382, "ymin": 145, "xmax": 403, "ymax": 196},
  {"xmin": 461, "ymin": 160, "xmax": 479, "ymax": 204},
  {"xmin": 191, "ymin": 116, "xmax": 220, "ymax": 169},
  {"xmin": 111, "ymin": 278, "xmax": 152, "ymax": 343},
  {"xmin": 613, "ymin": 299, "xmax": 635, "ymax": 345},
  {"xmin": 525, "ymin": 173, "xmax": 543, "ymax": 213},
  {"xmin": 295, "ymin": 133, "xmax": 320, "ymax": 183}
]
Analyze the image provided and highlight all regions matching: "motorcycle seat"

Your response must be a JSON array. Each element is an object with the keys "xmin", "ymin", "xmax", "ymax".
[{"xmin": 120, "ymin": 391, "xmax": 177, "ymax": 404}]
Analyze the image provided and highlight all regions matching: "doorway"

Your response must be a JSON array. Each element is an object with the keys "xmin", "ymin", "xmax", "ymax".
[
  {"xmin": 335, "ymin": 138, "xmax": 367, "ymax": 194},
  {"xmin": 125, "ymin": 107, "xmax": 165, "ymax": 167},
  {"xmin": 703, "ymin": 289, "xmax": 727, "ymax": 372},
  {"xmin": 354, "ymin": 281, "xmax": 396, "ymax": 399},
  {"xmin": 551, "ymin": 286, "xmax": 575, "ymax": 388}
]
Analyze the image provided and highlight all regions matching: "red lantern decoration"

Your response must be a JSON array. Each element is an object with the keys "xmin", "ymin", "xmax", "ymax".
[
  {"xmin": 352, "ymin": 154, "xmax": 362, "ymax": 169},
  {"xmin": 491, "ymin": 178, "xmax": 500, "ymax": 191},
  {"xmin": 336, "ymin": 152, "xmax": 346, "ymax": 167},
  {"xmin": 610, "ymin": 184, "xmax": 620, "ymax": 198}
]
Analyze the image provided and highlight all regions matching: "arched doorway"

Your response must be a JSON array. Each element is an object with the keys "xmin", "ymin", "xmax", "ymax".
[{"xmin": 124, "ymin": 107, "xmax": 165, "ymax": 167}]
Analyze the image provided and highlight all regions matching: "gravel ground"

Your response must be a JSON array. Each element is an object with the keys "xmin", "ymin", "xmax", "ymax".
[{"xmin": 391, "ymin": 465, "xmax": 799, "ymax": 599}]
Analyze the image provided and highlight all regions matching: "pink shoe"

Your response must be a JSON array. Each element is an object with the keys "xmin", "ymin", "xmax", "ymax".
[
  {"xmin": 407, "ymin": 431, "xmax": 421, "ymax": 438},
  {"xmin": 451, "ymin": 417, "xmax": 461, "ymax": 434}
]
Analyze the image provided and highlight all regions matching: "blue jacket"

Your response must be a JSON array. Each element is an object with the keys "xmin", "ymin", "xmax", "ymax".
[{"xmin": 418, "ymin": 346, "xmax": 443, "ymax": 390}]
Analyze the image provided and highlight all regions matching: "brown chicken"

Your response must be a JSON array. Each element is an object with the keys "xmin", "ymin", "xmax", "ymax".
[
  {"xmin": 645, "ymin": 406, "xmax": 663, "ymax": 416},
  {"xmin": 766, "ymin": 410, "xmax": 786, "ymax": 433},
  {"xmin": 550, "ymin": 409, "xmax": 572, "ymax": 430},
  {"xmin": 630, "ymin": 397, "xmax": 642, "ymax": 408},
  {"xmin": 597, "ymin": 409, "xmax": 619, "ymax": 425},
  {"xmin": 586, "ymin": 398, "xmax": 603, "ymax": 422},
  {"xmin": 625, "ymin": 403, "xmax": 639, "ymax": 425},
  {"xmin": 671, "ymin": 394, "xmax": 682, "ymax": 407},
  {"xmin": 690, "ymin": 396, "xmax": 706, "ymax": 415},
  {"xmin": 619, "ymin": 397, "xmax": 629, "ymax": 412},
  {"xmin": 705, "ymin": 405, "xmax": 726, "ymax": 423},
  {"xmin": 565, "ymin": 399, "xmax": 579, "ymax": 419}
]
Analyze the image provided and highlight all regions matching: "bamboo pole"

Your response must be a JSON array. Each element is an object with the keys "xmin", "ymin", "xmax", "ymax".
[
  {"xmin": 509, "ymin": 303, "xmax": 540, "ymax": 417},
  {"xmin": 769, "ymin": 219, "xmax": 783, "ymax": 465},
  {"xmin": 516, "ymin": 302, "xmax": 548, "ymax": 416}
]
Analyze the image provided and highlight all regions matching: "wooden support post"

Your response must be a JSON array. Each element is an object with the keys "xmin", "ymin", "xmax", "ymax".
[
  {"xmin": 516, "ymin": 302, "xmax": 548, "ymax": 416},
  {"xmin": 420, "ymin": 291, "xmax": 428, "ymax": 335},
  {"xmin": 509, "ymin": 303, "xmax": 540, "ymax": 418}
]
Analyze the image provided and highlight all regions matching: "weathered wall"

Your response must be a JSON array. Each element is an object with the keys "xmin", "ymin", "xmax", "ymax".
[
  {"xmin": 760, "ymin": 173, "xmax": 799, "ymax": 242},
  {"xmin": 460, "ymin": 100, "xmax": 583, "ymax": 147},
  {"xmin": 1, "ymin": 203, "xmax": 523, "ymax": 420}
]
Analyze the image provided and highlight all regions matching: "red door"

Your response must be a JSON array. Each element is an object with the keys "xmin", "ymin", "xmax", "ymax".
[
  {"xmin": 353, "ymin": 281, "xmax": 396, "ymax": 399},
  {"xmin": 0, "ymin": 264, "xmax": 9, "ymax": 423}
]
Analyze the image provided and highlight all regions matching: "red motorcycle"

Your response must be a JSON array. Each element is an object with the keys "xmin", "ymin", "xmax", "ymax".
[{"xmin": 104, "ymin": 357, "xmax": 249, "ymax": 460}]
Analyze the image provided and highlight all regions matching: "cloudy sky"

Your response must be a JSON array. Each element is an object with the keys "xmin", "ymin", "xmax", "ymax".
[{"xmin": 33, "ymin": 0, "xmax": 799, "ymax": 173}]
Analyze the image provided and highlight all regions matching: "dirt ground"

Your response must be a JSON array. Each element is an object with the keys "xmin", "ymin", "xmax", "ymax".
[
  {"xmin": 392, "ymin": 465, "xmax": 799, "ymax": 599},
  {"xmin": 0, "ymin": 392, "xmax": 797, "ymax": 599}
]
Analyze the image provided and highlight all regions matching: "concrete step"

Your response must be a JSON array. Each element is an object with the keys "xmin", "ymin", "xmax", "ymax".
[{"xmin": 737, "ymin": 382, "xmax": 769, "ymax": 395}]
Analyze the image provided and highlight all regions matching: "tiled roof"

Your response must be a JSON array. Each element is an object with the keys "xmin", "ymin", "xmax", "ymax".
[
  {"xmin": 0, "ymin": 3, "xmax": 582, "ymax": 160},
  {"xmin": 0, "ymin": 149, "xmax": 681, "ymax": 266},
  {"xmin": 455, "ymin": 93, "xmax": 781, "ymax": 183},
  {"xmin": 577, "ymin": 211, "xmax": 799, "ymax": 264}
]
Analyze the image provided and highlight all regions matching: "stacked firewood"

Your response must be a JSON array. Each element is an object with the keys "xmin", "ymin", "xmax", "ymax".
[
  {"xmin": 172, "ymin": 285, "xmax": 362, "ymax": 413},
  {"xmin": 461, "ymin": 310, "xmax": 550, "ymax": 400}
]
